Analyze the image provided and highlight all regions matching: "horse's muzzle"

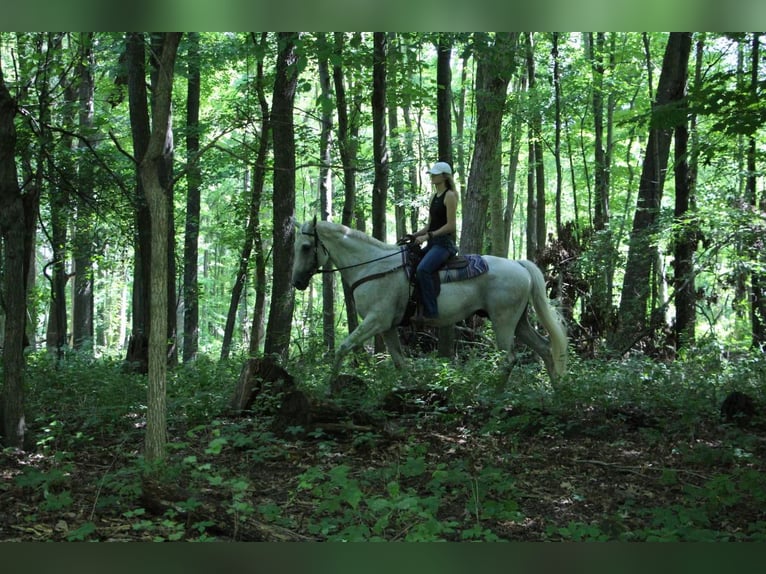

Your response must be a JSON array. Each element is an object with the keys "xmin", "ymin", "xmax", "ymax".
[{"xmin": 292, "ymin": 277, "xmax": 309, "ymax": 290}]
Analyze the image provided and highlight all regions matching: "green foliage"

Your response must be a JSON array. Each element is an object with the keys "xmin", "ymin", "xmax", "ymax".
[
  {"xmin": 292, "ymin": 448, "xmax": 498, "ymax": 541},
  {"xmin": 6, "ymin": 344, "xmax": 766, "ymax": 541}
]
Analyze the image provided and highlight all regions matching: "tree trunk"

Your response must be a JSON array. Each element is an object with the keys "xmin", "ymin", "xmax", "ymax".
[
  {"xmin": 552, "ymin": 32, "xmax": 564, "ymax": 237},
  {"xmin": 46, "ymin": 41, "xmax": 70, "ymax": 355},
  {"xmin": 332, "ymin": 32, "xmax": 359, "ymax": 335},
  {"xmin": 401, "ymin": 99, "xmax": 419, "ymax": 233},
  {"xmin": 183, "ymin": 32, "xmax": 201, "ymax": 363},
  {"xmin": 73, "ymin": 32, "xmax": 96, "ymax": 352},
  {"xmin": 371, "ymin": 32, "xmax": 388, "ymax": 243},
  {"xmin": 141, "ymin": 32, "xmax": 181, "ymax": 464},
  {"xmin": 317, "ymin": 33, "xmax": 336, "ymax": 352},
  {"xmin": 454, "ymin": 52, "xmax": 469, "ymax": 187},
  {"xmin": 747, "ymin": 33, "xmax": 766, "ymax": 349},
  {"xmin": 388, "ymin": 34, "xmax": 407, "ymax": 240},
  {"xmin": 591, "ymin": 32, "xmax": 610, "ymax": 232},
  {"xmin": 149, "ymin": 33, "xmax": 178, "ymax": 368},
  {"xmin": 611, "ymin": 32, "xmax": 692, "ymax": 353},
  {"xmin": 672, "ymin": 112, "xmax": 695, "ymax": 348},
  {"xmin": 434, "ymin": 33, "xmax": 455, "ymax": 359},
  {"xmin": 586, "ymin": 32, "xmax": 617, "ymax": 339},
  {"xmin": 460, "ymin": 32, "xmax": 517, "ymax": 256},
  {"xmin": 526, "ymin": 121, "xmax": 537, "ymax": 261},
  {"xmin": 524, "ymin": 33, "xmax": 539, "ymax": 261},
  {"xmin": 125, "ymin": 32, "xmax": 152, "ymax": 373},
  {"xmin": 0, "ymin": 60, "xmax": 28, "ymax": 448},
  {"xmin": 436, "ymin": 34, "xmax": 452, "ymax": 164},
  {"xmin": 371, "ymin": 32, "xmax": 388, "ymax": 355},
  {"xmin": 32, "ymin": 34, "xmax": 65, "ymax": 356},
  {"xmin": 527, "ymin": 33, "xmax": 546, "ymax": 256},
  {"xmin": 263, "ymin": 32, "xmax": 299, "ymax": 360},
  {"xmin": 503, "ymin": 75, "xmax": 524, "ymax": 258},
  {"xmin": 672, "ymin": 37, "xmax": 703, "ymax": 350},
  {"xmin": 247, "ymin": 34, "xmax": 271, "ymax": 357}
]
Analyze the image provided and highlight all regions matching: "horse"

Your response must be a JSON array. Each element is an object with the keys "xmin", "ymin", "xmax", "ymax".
[{"xmin": 291, "ymin": 218, "xmax": 568, "ymax": 385}]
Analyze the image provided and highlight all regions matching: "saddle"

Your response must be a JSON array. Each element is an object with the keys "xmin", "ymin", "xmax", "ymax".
[{"xmin": 400, "ymin": 243, "xmax": 489, "ymax": 325}]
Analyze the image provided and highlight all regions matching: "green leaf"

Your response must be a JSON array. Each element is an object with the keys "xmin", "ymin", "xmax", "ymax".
[{"xmin": 66, "ymin": 521, "xmax": 97, "ymax": 541}]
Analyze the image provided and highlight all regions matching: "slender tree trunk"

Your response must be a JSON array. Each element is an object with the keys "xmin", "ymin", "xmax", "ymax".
[
  {"xmin": 747, "ymin": 33, "xmax": 766, "ymax": 349},
  {"xmin": 125, "ymin": 33, "xmax": 152, "ymax": 373},
  {"xmin": 387, "ymin": 34, "xmax": 406, "ymax": 240},
  {"xmin": 263, "ymin": 32, "xmax": 299, "ymax": 360},
  {"xmin": 73, "ymin": 32, "xmax": 96, "ymax": 352},
  {"xmin": 454, "ymin": 52, "xmax": 468, "ymax": 186},
  {"xmin": 586, "ymin": 32, "xmax": 616, "ymax": 338},
  {"xmin": 371, "ymin": 32, "xmax": 388, "ymax": 242},
  {"xmin": 33, "ymin": 34, "xmax": 66, "ymax": 357},
  {"xmin": 605, "ymin": 34, "xmax": 616, "ymax": 219},
  {"xmin": 247, "ymin": 34, "xmax": 271, "ymax": 356},
  {"xmin": 371, "ymin": 32, "xmax": 388, "ymax": 354},
  {"xmin": 591, "ymin": 32, "xmax": 609, "ymax": 231},
  {"xmin": 504, "ymin": 75, "xmax": 525, "ymax": 259},
  {"xmin": 733, "ymin": 41, "xmax": 749, "ymax": 319},
  {"xmin": 526, "ymin": 123, "xmax": 537, "ymax": 261},
  {"xmin": 0, "ymin": 61, "xmax": 28, "ymax": 448},
  {"xmin": 402, "ymin": 100, "xmax": 418, "ymax": 233},
  {"xmin": 552, "ymin": 32, "xmax": 563, "ymax": 236},
  {"xmin": 46, "ymin": 44, "xmax": 70, "ymax": 355},
  {"xmin": 434, "ymin": 33, "xmax": 455, "ymax": 358},
  {"xmin": 317, "ymin": 33, "xmax": 335, "ymax": 352},
  {"xmin": 527, "ymin": 33, "xmax": 546, "ymax": 255},
  {"xmin": 672, "ymin": 112, "xmax": 695, "ymax": 348},
  {"xmin": 149, "ymin": 33, "xmax": 178, "ymax": 368},
  {"xmin": 436, "ymin": 34, "xmax": 452, "ymax": 164},
  {"xmin": 183, "ymin": 32, "xmax": 201, "ymax": 363},
  {"xmin": 524, "ymin": 33, "xmax": 539, "ymax": 261},
  {"xmin": 672, "ymin": 36, "xmax": 703, "ymax": 349},
  {"xmin": 332, "ymin": 32, "xmax": 359, "ymax": 335},
  {"xmin": 611, "ymin": 32, "xmax": 692, "ymax": 353},
  {"xmin": 142, "ymin": 32, "xmax": 181, "ymax": 464}
]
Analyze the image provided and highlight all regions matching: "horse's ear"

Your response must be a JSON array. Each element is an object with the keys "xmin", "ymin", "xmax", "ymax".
[{"xmin": 312, "ymin": 215, "xmax": 317, "ymax": 229}]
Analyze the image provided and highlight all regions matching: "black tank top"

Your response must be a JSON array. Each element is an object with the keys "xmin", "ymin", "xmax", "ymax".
[{"xmin": 428, "ymin": 191, "xmax": 453, "ymax": 239}]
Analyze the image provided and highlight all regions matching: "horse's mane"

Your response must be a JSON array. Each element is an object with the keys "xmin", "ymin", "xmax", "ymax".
[{"xmin": 315, "ymin": 220, "xmax": 397, "ymax": 251}]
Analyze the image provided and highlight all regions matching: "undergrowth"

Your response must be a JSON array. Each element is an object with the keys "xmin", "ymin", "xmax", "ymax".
[{"xmin": 1, "ymin": 343, "xmax": 764, "ymax": 541}]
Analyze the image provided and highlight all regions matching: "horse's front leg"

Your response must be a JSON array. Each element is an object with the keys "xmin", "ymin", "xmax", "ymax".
[{"xmin": 331, "ymin": 312, "xmax": 389, "ymax": 379}]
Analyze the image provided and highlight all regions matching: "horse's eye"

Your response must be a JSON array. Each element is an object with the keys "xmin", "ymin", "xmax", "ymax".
[{"xmin": 301, "ymin": 244, "xmax": 311, "ymax": 252}]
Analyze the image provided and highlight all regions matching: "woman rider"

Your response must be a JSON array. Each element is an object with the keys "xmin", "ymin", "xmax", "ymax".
[{"xmin": 410, "ymin": 161, "xmax": 459, "ymax": 323}]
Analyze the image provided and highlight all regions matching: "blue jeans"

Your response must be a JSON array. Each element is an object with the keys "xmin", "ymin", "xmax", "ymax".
[{"xmin": 416, "ymin": 238, "xmax": 457, "ymax": 318}]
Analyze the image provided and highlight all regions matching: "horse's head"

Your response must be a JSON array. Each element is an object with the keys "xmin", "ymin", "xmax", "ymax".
[{"xmin": 291, "ymin": 217, "xmax": 328, "ymax": 290}]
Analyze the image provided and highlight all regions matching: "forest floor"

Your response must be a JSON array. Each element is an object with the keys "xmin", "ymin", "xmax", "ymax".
[{"xmin": 1, "ymin": 351, "xmax": 766, "ymax": 542}]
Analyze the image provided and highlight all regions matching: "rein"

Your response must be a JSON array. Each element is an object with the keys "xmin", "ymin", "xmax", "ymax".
[{"xmin": 301, "ymin": 229, "xmax": 406, "ymax": 292}]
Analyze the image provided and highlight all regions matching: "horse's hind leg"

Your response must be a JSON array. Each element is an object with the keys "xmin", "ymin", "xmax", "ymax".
[
  {"xmin": 515, "ymin": 310, "xmax": 556, "ymax": 382},
  {"xmin": 491, "ymin": 308, "xmax": 526, "ymax": 391},
  {"xmin": 381, "ymin": 327, "xmax": 405, "ymax": 369}
]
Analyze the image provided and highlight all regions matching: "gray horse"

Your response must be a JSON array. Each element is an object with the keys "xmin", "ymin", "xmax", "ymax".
[{"xmin": 292, "ymin": 219, "xmax": 568, "ymax": 383}]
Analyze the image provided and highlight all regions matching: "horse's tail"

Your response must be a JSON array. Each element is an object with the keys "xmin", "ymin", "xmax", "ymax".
[{"xmin": 519, "ymin": 259, "xmax": 568, "ymax": 378}]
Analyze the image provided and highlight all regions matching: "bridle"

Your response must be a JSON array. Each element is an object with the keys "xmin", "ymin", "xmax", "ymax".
[{"xmin": 299, "ymin": 222, "xmax": 407, "ymax": 293}]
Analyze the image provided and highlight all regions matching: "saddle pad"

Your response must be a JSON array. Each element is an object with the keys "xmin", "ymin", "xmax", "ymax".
[{"xmin": 440, "ymin": 254, "xmax": 488, "ymax": 284}]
